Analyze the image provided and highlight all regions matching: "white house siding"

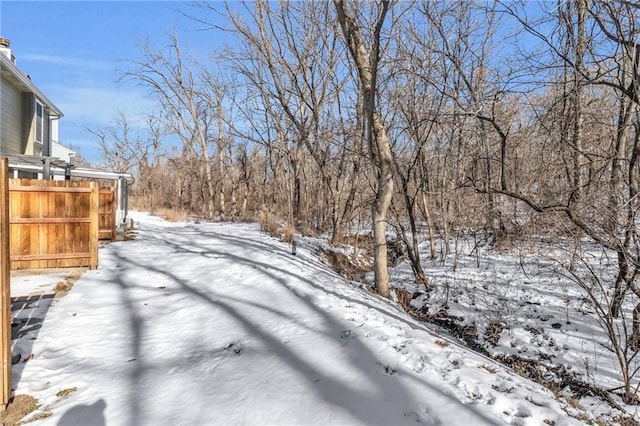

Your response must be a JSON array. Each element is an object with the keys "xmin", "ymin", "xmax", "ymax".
[
  {"xmin": 51, "ymin": 119, "xmax": 59, "ymax": 143},
  {"xmin": 0, "ymin": 79, "xmax": 22, "ymax": 154},
  {"xmin": 52, "ymin": 141, "xmax": 75, "ymax": 163}
]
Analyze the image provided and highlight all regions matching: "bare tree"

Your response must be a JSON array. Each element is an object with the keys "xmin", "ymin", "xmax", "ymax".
[
  {"xmin": 386, "ymin": 40, "xmax": 443, "ymax": 288},
  {"xmin": 120, "ymin": 33, "xmax": 221, "ymax": 219},
  {"xmin": 334, "ymin": 0, "xmax": 394, "ymax": 297},
  {"xmin": 484, "ymin": 0, "xmax": 640, "ymax": 403},
  {"xmin": 211, "ymin": 1, "xmax": 364, "ymax": 240},
  {"xmin": 87, "ymin": 111, "xmax": 151, "ymax": 174}
]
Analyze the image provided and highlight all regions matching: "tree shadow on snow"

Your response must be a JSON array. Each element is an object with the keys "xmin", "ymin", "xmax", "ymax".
[
  {"xmin": 57, "ymin": 399, "xmax": 106, "ymax": 426},
  {"xmin": 165, "ymin": 224, "xmax": 430, "ymax": 330},
  {"xmin": 102, "ymin": 220, "xmax": 500, "ymax": 425},
  {"xmin": 10, "ymin": 293, "xmax": 55, "ymax": 386}
]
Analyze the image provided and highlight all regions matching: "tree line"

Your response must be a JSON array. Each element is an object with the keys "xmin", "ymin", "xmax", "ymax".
[{"xmin": 91, "ymin": 1, "xmax": 640, "ymax": 403}]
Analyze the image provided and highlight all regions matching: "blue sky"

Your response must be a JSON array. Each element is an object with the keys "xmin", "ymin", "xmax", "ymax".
[{"xmin": 0, "ymin": 1, "xmax": 222, "ymax": 162}]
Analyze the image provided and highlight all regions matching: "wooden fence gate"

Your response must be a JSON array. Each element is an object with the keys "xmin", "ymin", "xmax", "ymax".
[
  {"xmin": 1, "ymin": 158, "xmax": 11, "ymax": 410},
  {"xmin": 99, "ymin": 187, "xmax": 116, "ymax": 241},
  {"xmin": 9, "ymin": 178, "xmax": 99, "ymax": 269}
]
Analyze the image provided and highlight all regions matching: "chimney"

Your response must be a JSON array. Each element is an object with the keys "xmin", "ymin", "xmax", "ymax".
[{"xmin": 0, "ymin": 37, "xmax": 16, "ymax": 64}]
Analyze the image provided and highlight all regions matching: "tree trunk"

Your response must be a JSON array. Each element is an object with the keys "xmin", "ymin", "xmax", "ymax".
[
  {"xmin": 631, "ymin": 303, "xmax": 640, "ymax": 352},
  {"xmin": 370, "ymin": 112, "xmax": 394, "ymax": 297},
  {"xmin": 610, "ymin": 253, "xmax": 629, "ymax": 318},
  {"xmin": 334, "ymin": 0, "xmax": 392, "ymax": 297},
  {"xmin": 608, "ymin": 98, "xmax": 636, "ymax": 317},
  {"xmin": 422, "ymin": 192, "xmax": 437, "ymax": 260},
  {"xmin": 572, "ymin": 0, "xmax": 586, "ymax": 201},
  {"xmin": 217, "ymin": 100, "xmax": 227, "ymax": 221},
  {"xmin": 397, "ymin": 191, "xmax": 431, "ymax": 291}
]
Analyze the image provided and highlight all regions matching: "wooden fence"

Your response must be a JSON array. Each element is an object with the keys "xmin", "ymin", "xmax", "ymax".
[
  {"xmin": 9, "ymin": 179, "xmax": 99, "ymax": 270},
  {"xmin": 1, "ymin": 158, "xmax": 11, "ymax": 410},
  {"xmin": 0, "ymin": 160, "xmax": 108, "ymax": 410},
  {"xmin": 99, "ymin": 187, "xmax": 116, "ymax": 241}
]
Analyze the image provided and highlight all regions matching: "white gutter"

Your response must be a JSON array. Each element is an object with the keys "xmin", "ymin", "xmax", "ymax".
[
  {"xmin": 71, "ymin": 167, "xmax": 135, "ymax": 184},
  {"xmin": 7, "ymin": 162, "xmax": 135, "ymax": 184}
]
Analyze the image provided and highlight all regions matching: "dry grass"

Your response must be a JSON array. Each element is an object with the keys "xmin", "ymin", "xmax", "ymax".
[
  {"xmin": 152, "ymin": 208, "xmax": 191, "ymax": 222},
  {"xmin": 257, "ymin": 212, "xmax": 297, "ymax": 244},
  {"xmin": 319, "ymin": 248, "xmax": 370, "ymax": 283},
  {"xmin": 259, "ymin": 211, "xmax": 279, "ymax": 237},
  {"xmin": 282, "ymin": 224, "xmax": 295, "ymax": 243},
  {"xmin": 23, "ymin": 411, "xmax": 53, "ymax": 423},
  {"xmin": 479, "ymin": 363, "xmax": 497, "ymax": 374},
  {"xmin": 0, "ymin": 394, "xmax": 38, "ymax": 426},
  {"xmin": 54, "ymin": 272, "xmax": 82, "ymax": 299},
  {"xmin": 55, "ymin": 387, "xmax": 77, "ymax": 398},
  {"xmin": 484, "ymin": 318, "xmax": 504, "ymax": 346},
  {"xmin": 340, "ymin": 233, "xmax": 375, "ymax": 250},
  {"xmin": 54, "ymin": 280, "xmax": 72, "ymax": 297},
  {"xmin": 612, "ymin": 415, "xmax": 640, "ymax": 426},
  {"xmin": 394, "ymin": 288, "xmax": 414, "ymax": 311}
]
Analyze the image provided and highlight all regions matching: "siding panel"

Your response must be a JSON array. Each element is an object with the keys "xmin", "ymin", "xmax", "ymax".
[{"xmin": 0, "ymin": 80, "xmax": 22, "ymax": 154}]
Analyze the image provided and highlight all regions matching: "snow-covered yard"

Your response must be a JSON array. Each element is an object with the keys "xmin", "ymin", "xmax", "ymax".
[
  {"xmin": 6, "ymin": 212, "xmax": 630, "ymax": 425},
  {"xmin": 388, "ymin": 234, "xmax": 640, "ymax": 421}
]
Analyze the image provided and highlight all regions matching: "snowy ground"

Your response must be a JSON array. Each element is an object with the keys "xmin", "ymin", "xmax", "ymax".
[
  {"xmin": 8, "ymin": 212, "xmax": 600, "ymax": 425},
  {"xmin": 382, "ymin": 234, "xmax": 640, "ymax": 423}
]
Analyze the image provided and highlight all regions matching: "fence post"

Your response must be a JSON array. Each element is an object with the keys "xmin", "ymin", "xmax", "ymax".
[
  {"xmin": 89, "ymin": 181, "xmax": 99, "ymax": 269},
  {"xmin": 0, "ymin": 157, "xmax": 11, "ymax": 411},
  {"xmin": 110, "ymin": 188, "xmax": 116, "ymax": 241}
]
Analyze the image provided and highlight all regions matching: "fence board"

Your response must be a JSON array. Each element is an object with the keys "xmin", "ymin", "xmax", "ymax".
[
  {"xmin": 9, "ymin": 179, "xmax": 99, "ymax": 269},
  {"xmin": 0, "ymin": 158, "xmax": 11, "ymax": 411},
  {"xmin": 10, "ymin": 218, "xmax": 92, "ymax": 224},
  {"xmin": 9, "ymin": 186, "xmax": 92, "ymax": 193},
  {"xmin": 12, "ymin": 252, "xmax": 92, "ymax": 261},
  {"xmin": 90, "ymin": 182, "xmax": 99, "ymax": 267}
]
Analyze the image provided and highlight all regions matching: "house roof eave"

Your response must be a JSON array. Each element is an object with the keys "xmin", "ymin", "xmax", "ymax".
[
  {"xmin": 4, "ymin": 155, "xmax": 135, "ymax": 184},
  {"xmin": 0, "ymin": 54, "xmax": 64, "ymax": 118}
]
